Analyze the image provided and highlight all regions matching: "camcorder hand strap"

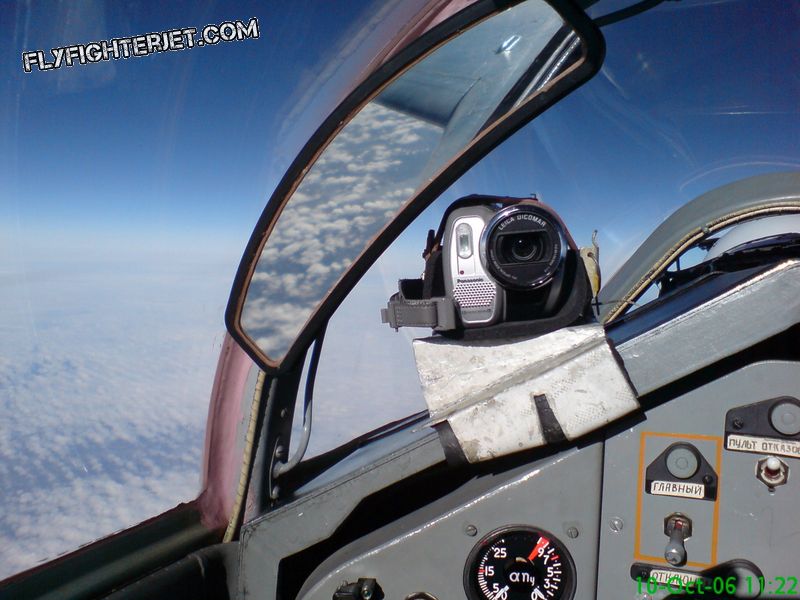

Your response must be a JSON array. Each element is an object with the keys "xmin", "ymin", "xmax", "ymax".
[
  {"xmin": 381, "ymin": 251, "xmax": 594, "ymax": 337},
  {"xmin": 380, "ymin": 278, "xmax": 458, "ymax": 330},
  {"xmin": 382, "ymin": 246, "xmax": 458, "ymax": 330}
]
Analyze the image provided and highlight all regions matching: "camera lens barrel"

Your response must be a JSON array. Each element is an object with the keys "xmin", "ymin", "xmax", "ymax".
[{"xmin": 481, "ymin": 204, "xmax": 567, "ymax": 290}]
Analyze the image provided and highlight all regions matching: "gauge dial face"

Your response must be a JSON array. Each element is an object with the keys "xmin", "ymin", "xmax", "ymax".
[{"xmin": 464, "ymin": 526, "xmax": 576, "ymax": 600}]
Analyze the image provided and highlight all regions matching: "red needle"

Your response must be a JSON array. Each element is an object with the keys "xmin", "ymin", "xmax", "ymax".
[{"xmin": 528, "ymin": 536, "xmax": 549, "ymax": 561}]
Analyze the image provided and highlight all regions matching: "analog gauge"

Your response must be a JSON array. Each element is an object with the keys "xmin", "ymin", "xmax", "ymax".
[{"xmin": 464, "ymin": 526, "xmax": 576, "ymax": 600}]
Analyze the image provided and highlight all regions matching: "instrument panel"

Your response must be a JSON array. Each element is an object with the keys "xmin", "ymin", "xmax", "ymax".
[
  {"xmin": 295, "ymin": 443, "xmax": 603, "ymax": 600},
  {"xmin": 238, "ymin": 262, "xmax": 800, "ymax": 600},
  {"xmin": 288, "ymin": 362, "xmax": 800, "ymax": 600}
]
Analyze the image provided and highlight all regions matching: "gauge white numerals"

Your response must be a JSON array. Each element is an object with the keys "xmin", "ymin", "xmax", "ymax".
[{"xmin": 464, "ymin": 526, "xmax": 576, "ymax": 600}]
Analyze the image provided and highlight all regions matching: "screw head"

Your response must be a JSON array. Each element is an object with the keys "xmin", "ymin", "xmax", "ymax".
[
  {"xmin": 361, "ymin": 586, "xmax": 373, "ymax": 600},
  {"xmin": 464, "ymin": 524, "xmax": 478, "ymax": 537},
  {"xmin": 609, "ymin": 517, "xmax": 624, "ymax": 533},
  {"xmin": 566, "ymin": 526, "xmax": 579, "ymax": 539},
  {"xmin": 732, "ymin": 417, "xmax": 744, "ymax": 430}
]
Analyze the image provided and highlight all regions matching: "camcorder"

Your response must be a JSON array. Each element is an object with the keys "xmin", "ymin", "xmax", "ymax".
[{"xmin": 381, "ymin": 195, "xmax": 595, "ymax": 339}]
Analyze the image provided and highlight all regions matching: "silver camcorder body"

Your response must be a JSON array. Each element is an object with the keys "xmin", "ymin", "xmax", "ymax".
[
  {"xmin": 442, "ymin": 200, "xmax": 569, "ymax": 328},
  {"xmin": 381, "ymin": 195, "xmax": 590, "ymax": 337}
]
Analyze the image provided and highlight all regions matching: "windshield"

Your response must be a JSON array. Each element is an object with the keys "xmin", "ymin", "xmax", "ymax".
[
  {"xmin": 239, "ymin": 0, "xmax": 587, "ymax": 363},
  {"xmin": 416, "ymin": 0, "xmax": 799, "ymax": 275},
  {"xmin": 285, "ymin": 0, "xmax": 798, "ymax": 466}
]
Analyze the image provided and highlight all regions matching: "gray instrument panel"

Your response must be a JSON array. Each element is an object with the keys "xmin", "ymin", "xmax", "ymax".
[
  {"xmin": 238, "ymin": 262, "xmax": 800, "ymax": 599},
  {"xmin": 298, "ymin": 443, "xmax": 603, "ymax": 599},
  {"xmin": 598, "ymin": 361, "xmax": 800, "ymax": 599},
  {"xmin": 293, "ymin": 363, "xmax": 800, "ymax": 600}
]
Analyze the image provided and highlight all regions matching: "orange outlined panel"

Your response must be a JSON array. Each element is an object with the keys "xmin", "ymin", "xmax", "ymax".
[{"xmin": 634, "ymin": 431, "xmax": 723, "ymax": 568}]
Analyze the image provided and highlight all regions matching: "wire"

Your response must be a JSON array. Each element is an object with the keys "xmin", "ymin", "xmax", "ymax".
[{"xmin": 273, "ymin": 323, "xmax": 328, "ymax": 478}]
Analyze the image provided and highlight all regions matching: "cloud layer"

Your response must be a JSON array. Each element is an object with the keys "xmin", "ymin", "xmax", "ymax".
[
  {"xmin": 0, "ymin": 253, "xmax": 231, "ymax": 578},
  {"xmin": 242, "ymin": 102, "xmax": 442, "ymax": 359}
]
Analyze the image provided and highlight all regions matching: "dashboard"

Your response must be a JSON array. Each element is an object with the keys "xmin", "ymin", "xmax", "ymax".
[{"xmin": 238, "ymin": 260, "xmax": 800, "ymax": 600}]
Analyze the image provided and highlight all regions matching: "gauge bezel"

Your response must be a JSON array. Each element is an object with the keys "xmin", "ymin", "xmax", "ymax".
[{"xmin": 463, "ymin": 524, "xmax": 577, "ymax": 600}]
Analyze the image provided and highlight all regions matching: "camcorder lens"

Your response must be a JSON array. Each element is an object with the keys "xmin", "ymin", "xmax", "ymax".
[
  {"xmin": 483, "ymin": 204, "xmax": 566, "ymax": 290},
  {"xmin": 502, "ymin": 232, "xmax": 546, "ymax": 263}
]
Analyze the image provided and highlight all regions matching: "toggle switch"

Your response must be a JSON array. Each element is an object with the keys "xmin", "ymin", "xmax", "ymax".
[
  {"xmin": 663, "ymin": 513, "xmax": 692, "ymax": 566},
  {"xmin": 756, "ymin": 455, "xmax": 789, "ymax": 488}
]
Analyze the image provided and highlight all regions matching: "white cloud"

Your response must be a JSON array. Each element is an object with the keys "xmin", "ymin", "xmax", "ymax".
[
  {"xmin": 0, "ymin": 253, "xmax": 231, "ymax": 579},
  {"xmin": 242, "ymin": 102, "xmax": 443, "ymax": 359}
]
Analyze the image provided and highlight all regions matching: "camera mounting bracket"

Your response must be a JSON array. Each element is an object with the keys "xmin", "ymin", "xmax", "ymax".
[{"xmin": 413, "ymin": 324, "xmax": 639, "ymax": 463}]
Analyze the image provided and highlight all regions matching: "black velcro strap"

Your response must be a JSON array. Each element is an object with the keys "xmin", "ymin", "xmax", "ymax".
[{"xmin": 532, "ymin": 393, "xmax": 567, "ymax": 444}]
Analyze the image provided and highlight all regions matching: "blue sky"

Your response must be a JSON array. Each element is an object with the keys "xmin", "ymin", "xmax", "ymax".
[
  {"xmin": 0, "ymin": 0, "xmax": 797, "ymax": 579},
  {"xmin": 3, "ymin": 0, "xmax": 797, "ymax": 257},
  {"xmin": 0, "ymin": 0, "xmax": 456, "ymax": 577},
  {"xmin": 3, "ymin": 0, "xmax": 421, "ymax": 242},
  {"xmin": 423, "ymin": 0, "xmax": 799, "ymax": 268},
  {"xmin": 2, "ymin": 0, "xmax": 413, "ymax": 576}
]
